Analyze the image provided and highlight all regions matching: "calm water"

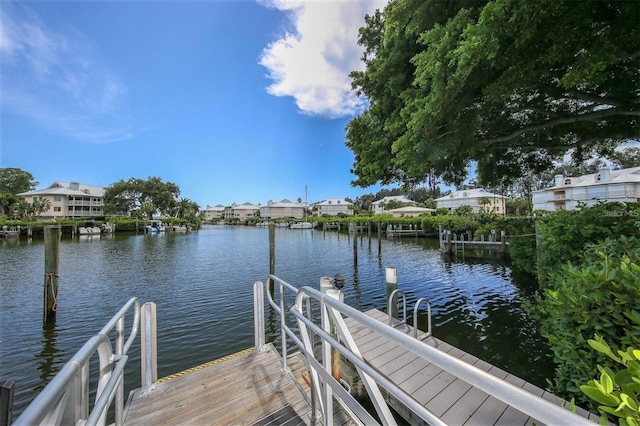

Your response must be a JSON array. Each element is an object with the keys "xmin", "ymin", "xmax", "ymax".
[{"xmin": 0, "ymin": 225, "xmax": 553, "ymax": 417}]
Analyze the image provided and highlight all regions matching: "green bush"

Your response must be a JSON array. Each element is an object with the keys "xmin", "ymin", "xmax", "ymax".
[
  {"xmin": 537, "ymin": 202, "xmax": 640, "ymax": 281},
  {"xmin": 532, "ymin": 236, "xmax": 640, "ymax": 405},
  {"xmin": 581, "ymin": 336, "xmax": 640, "ymax": 426}
]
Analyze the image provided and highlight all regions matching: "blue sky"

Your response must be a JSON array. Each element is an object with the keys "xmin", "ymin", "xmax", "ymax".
[{"xmin": 0, "ymin": 0, "xmax": 388, "ymax": 207}]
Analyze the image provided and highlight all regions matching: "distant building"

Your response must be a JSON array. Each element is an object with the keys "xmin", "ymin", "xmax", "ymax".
[
  {"xmin": 203, "ymin": 204, "xmax": 226, "ymax": 220},
  {"xmin": 532, "ymin": 166, "xmax": 640, "ymax": 211},
  {"xmin": 225, "ymin": 202, "xmax": 261, "ymax": 220},
  {"xmin": 387, "ymin": 206, "xmax": 435, "ymax": 217},
  {"xmin": 260, "ymin": 199, "xmax": 305, "ymax": 219},
  {"xmin": 435, "ymin": 189, "xmax": 506, "ymax": 214},
  {"xmin": 372, "ymin": 196, "xmax": 417, "ymax": 214},
  {"xmin": 18, "ymin": 181, "xmax": 105, "ymax": 219},
  {"xmin": 314, "ymin": 198, "xmax": 353, "ymax": 216}
]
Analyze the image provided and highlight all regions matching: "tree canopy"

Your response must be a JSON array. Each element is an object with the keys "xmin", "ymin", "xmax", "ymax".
[
  {"xmin": 103, "ymin": 177, "xmax": 181, "ymax": 219},
  {"xmin": 346, "ymin": 0, "xmax": 640, "ymax": 189}
]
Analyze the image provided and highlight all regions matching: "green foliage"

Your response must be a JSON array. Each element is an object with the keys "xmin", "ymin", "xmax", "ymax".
[
  {"xmin": 581, "ymin": 336, "xmax": 640, "ymax": 426},
  {"xmin": 532, "ymin": 236, "xmax": 640, "ymax": 405},
  {"xmin": 104, "ymin": 177, "xmax": 181, "ymax": 219},
  {"xmin": 347, "ymin": 0, "xmax": 640, "ymax": 187},
  {"xmin": 453, "ymin": 205, "xmax": 473, "ymax": 215},
  {"xmin": 537, "ymin": 203, "xmax": 640, "ymax": 281}
]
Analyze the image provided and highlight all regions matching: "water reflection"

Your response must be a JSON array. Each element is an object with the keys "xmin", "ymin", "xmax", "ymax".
[{"xmin": 36, "ymin": 321, "xmax": 61, "ymax": 392}]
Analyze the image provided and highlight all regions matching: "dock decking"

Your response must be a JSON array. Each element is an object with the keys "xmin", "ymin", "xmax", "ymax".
[
  {"xmin": 122, "ymin": 344, "xmax": 356, "ymax": 426},
  {"xmin": 344, "ymin": 309, "xmax": 600, "ymax": 425}
]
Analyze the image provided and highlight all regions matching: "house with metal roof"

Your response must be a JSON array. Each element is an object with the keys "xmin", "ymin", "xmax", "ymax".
[
  {"xmin": 260, "ymin": 199, "xmax": 305, "ymax": 219},
  {"xmin": 225, "ymin": 202, "xmax": 262, "ymax": 220},
  {"xmin": 203, "ymin": 204, "xmax": 226, "ymax": 220},
  {"xmin": 18, "ymin": 181, "xmax": 105, "ymax": 219},
  {"xmin": 435, "ymin": 188, "xmax": 506, "ymax": 214},
  {"xmin": 371, "ymin": 196, "xmax": 417, "ymax": 214},
  {"xmin": 532, "ymin": 166, "xmax": 640, "ymax": 211},
  {"xmin": 314, "ymin": 198, "xmax": 353, "ymax": 216}
]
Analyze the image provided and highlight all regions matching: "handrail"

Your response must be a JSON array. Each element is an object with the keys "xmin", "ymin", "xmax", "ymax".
[
  {"xmin": 258, "ymin": 275, "xmax": 590, "ymax": 425},
  {"xmin": 413, "ymin": 297, "xmax": 432, "ymax": 339},
  {"xmin": 15, "ymin": 298, "xmax": 153, "ymax": 426},
  {"xmin": 387, "ymin": 289, "xmax": 406, "ymax": 326}
]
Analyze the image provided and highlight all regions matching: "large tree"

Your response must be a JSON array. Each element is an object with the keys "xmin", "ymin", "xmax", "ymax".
[
  {"xmin": 0, "ymin": 168, "xmax": 38, "ymax": 214},
  {"xmin": 346, "ymin": 0, "xmax": 640, "ymax": 189},
  {"xmin": 103, "ymin": 177, "xmax": 180, "ymax": 219}
]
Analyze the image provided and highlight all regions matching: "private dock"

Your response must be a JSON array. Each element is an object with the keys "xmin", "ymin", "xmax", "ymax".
[
  {"xmin": 13, "ymin": 275, "xmax": 598, "ymax": 426},
  {"xmin": 439, "ymin": 226, "xmax": 509, "ymax": 258}
]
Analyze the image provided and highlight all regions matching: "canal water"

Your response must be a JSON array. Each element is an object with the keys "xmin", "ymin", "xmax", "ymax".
[{"xmin": 0, "ymin": 225, "xmax": 553, "ymax": 417}]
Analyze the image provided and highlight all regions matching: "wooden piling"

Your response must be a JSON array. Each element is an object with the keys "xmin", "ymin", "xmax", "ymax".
[
  {"xmin": 352, "ymin": 223, "xmax": 358, "ymax": 264},
  {"xmin": 268, "ymin": 223, "xmax": 275, "ymax": 295},
  {"xmin": 386, "ymin": 267, "xmax": 398, "ymax": 320},
  {"xmin": 43, "ymin": 226, "xmax": 61, "ymax": 322}
]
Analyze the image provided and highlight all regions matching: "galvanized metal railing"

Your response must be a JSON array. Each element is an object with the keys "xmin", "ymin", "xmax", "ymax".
[
  {"xmin": 255, "ymin": 275, "xmax": 592, "ymax": 426},
  {"xmin": 388, "ymin": 289, "xmax": 432, "ymax": 339},
  {"xmin": 15, "ymin": 298, "xmax": 157, "ymax": 426}
]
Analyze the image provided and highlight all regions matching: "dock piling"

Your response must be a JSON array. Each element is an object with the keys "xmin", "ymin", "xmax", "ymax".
[{"xmin": 43, "ymin": 226, "xmax": 61, "ymax": 322}]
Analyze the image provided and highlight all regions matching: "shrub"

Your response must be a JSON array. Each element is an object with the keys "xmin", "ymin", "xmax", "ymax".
[
  {"xmin": 532, "ymin": 236, "xmax": 640, "ymax": 405},
  {"xmin": 581, "ymin": 336, "xmax": 640, "ymax": 426}
]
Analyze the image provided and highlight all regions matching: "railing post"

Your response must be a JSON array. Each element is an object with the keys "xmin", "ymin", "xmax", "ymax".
[
  {"xmin": 141, "ymin": 302, "xmax": 157, "ymax": 392},
  {"xmin": 253, "ymin": 282, "xmax": 267, "ymax": 352},
  {"xmin": 0, "ymin": 381, "xmax": 14, "ymax": 426}
]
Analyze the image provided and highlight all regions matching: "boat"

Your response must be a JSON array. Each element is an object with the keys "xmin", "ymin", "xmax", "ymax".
[
  {"xmin": 145, "ymin": 221, "xmax": 165, "ymax": 233},
  {"xmin": 78, "ymin": 226, "xmax": 101, "ymax": 235},
  {"xmin": 289, "ymin": 185, "xmax": 313, "ymax": 229},
  {"xmin": 289, "ymin": 221, "xmax": 313, "ymax": 229}
]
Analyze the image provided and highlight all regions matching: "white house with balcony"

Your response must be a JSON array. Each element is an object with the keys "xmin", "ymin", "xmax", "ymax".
[
  {"xmin": 532, "ymin": 166, "xmax": 640, "ymax": 211},
  {"xmin": 203, "ymin": 204, "xmax": 226, "ymax": 220},
  {"xmin": 314, "ymin": 198, "xmax": 353, "ymax": 216},
  {"xmin": 18, "ymin": 181, "xmax": 105, "ymax": 219},
  {"xmin": 372, "ymin": 196, "xmax": 417, "ymax": 214},
  {"xmin": 260, "ymin": 199, "xmax": 305, "ymax": 219},
  {"xmin": 225, "ymin": 202, "xmax": 261, "ymax": 220},
  {"xmin": 435, "ymin": 188, "xmax": 506, "ymax": 214}
]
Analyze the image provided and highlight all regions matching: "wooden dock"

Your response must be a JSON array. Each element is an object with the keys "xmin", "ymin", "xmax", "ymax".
[
  {"xmin": 344, "ymin": 309, "xmax": 600, "ymax": 425},
  {"xmin": 122, "ymin": 344, "xmax": 356, "ymax": 426}
]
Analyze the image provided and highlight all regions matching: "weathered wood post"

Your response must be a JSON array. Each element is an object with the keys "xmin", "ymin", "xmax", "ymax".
[
  {"xmin": 352, "ymin": 222, "xmax": 358, "ymax": 264},
  {"xmin": 377, "ymin": 222, "xmax": 382, "ymax": 253},
  {"xmin": 44, "ymin": 226, "xmax": 61, "ymax": 322},
  {"xmin": 501, "ymin": 230, "xmax": 507, "ymax": 258},
  {"xmin": 0, "ymin": 380, "xmax": 14, "ymax": 426},
  {"xmin": 268, "ymin": 223, "xmax": 275, "ymax": 296}
]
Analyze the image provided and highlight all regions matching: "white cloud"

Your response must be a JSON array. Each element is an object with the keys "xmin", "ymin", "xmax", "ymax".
[
  {"xmin": 258, "ymin": 0, "xmax": 387, "ymax": 118},
  {"xmin": 0, "ymin": 4, "xmax": 131, "ymax": 143}
]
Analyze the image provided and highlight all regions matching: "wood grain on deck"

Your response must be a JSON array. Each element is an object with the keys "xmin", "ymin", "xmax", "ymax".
[{"xmin": 123, "ymin": 344, "xmax": 312, "ymax": 426}]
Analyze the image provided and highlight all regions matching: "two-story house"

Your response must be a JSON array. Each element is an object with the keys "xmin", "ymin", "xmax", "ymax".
[
  {"xmin": 532, "ymin": 166, "xmax": 640, "ymax": 211},
  {"xmin": 314, "ymin": 198, "xmax": 353, "ymax": 216},
  {"xmin": 18, "ymin": 181, "xmax": 105, "ymax": 219},
  {"xmin": 260, "ymin": 199, "xmax": 305, "ymax": 219},
  {"xmin": 435, "ymin": 188, "xmax": 506, "ymax": 214}
]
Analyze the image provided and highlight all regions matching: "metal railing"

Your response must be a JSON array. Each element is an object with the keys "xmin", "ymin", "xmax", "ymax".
[
  {"xmin": 388, "ymin": 289, "xmax": 432, "ymax": 339},
  {"xmin": 15, "ymin": 299, "xmax": 157, "ymax": 426},
  {"xmin": 255, "ymin": 275, "xmax": 591, "ymax": 426}
]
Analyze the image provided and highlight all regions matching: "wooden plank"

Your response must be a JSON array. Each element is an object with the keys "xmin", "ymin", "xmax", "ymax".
[{"xmin": 123, "ymin": 346, "xmax": 316, "ymax": 426}]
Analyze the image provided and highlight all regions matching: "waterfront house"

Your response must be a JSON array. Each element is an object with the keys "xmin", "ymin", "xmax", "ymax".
[
  {"xmin": 314, "ymin": 198, "xmax": 353, "ymax": 216},
  {"xmin": 225, "ymin": 202, "xmax": 261, "ymax": 220},
  {"xmin": 260, "ymin": 199, "xmax": 305, "ymax": 219},
  {"xmin": 203, "ymin": 204, "xmax": 226, "ymax": 220},
  {"xmin": 387, "ymin": 206, "xmax": 435, "ymax": 217},
  {"xmin": 532, "ymin": 166, "xmax": 640, "ymax": 211},
  {"xmin": 18, "ymin": 181, "xmax": 105, "ymax": 219},
  {"xmin": 372, "ymin": 196, "xmax": 417, "ymax": 214},
  {"xmin": 435, "ymin": 188, "xmax": 506, "ymax": 214}
]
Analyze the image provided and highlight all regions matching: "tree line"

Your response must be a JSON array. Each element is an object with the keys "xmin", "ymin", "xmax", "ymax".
[{"xmin": 0, "ymin": 169, "xmax": 199, "ymax": 221}]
